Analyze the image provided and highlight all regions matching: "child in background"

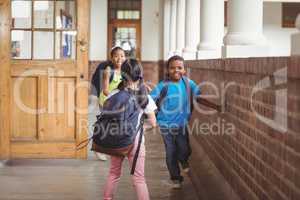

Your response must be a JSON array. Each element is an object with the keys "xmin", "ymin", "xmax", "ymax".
[{"xmin": 90, "ymin": 47, "xmax": 126, "ymax": 161}]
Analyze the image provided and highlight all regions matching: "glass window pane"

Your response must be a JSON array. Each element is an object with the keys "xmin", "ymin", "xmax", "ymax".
[
  {"xmin": 56, "ymin": 0, "xmax": 76, "ymax": 29},
  {"xmin": 117, "ymin": 11, "xmax": 124, "ymax": 19},
  {"xmin": 116, "ymin": 10, "xmax": 140, "ymax": 20},
  {"xmin": 113, "ymin": 27, "xmax": 136, "ymax": 58},
  {"xmin": 11, "ymin": 0, "xmax": 32, "ymax": 29},
  {"xmin": 33, "ymin": 31, "xmax": 54, "ymax": 59},
  {"xmin": 56, "ymin": 31, "xmax": 77, "ymax": 59},
  {"xmin": 11, "ymin": 30, "xmax": 31, "ymax": 59},
  {"xmin": 55, "ymin": 32, "xmax": 61, "ymax": 59},
  {"xmin": 133, "ymin": 11, "xmax": 140, "ymax": 19},
  {"xmin": 34, "ymin": 1, "xmax": 54, "ymax": 29}
]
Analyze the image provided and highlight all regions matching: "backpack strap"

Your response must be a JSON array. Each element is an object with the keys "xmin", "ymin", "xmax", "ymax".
[
  {"xmin": 155, "ymin": 82, "xmax": 168, "ymax": 113},
  {"xmin": 130, "ymin": 114, "xmax": 145, "ymax": 175},
  {"xmin": 182, "ymin": 77, "xmax": 194, "ymax": 113},
  {"xmin": 108, "ymin": 69, "xmax": 115, "ymax": 83}
]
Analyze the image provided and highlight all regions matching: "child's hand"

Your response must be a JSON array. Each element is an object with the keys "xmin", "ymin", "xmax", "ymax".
[
  {"xmin": 144, "ymin": 83, "xmax": 152, "ymax": 93},
  {"xmin": 143, "ymin": 123, "xmax": 156, "ymax": 132}
]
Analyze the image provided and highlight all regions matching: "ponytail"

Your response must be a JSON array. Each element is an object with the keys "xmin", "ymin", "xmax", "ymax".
[{"xmin": 118, "ymin": 59, "xmax": 149, "ymax": 109}]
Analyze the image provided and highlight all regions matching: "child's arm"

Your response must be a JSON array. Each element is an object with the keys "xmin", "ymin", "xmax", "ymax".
[
  {"xmin": 190, "ymin": 79, "xmax": 222, "ymax": 112},
  {"xmin": 102, "ymin": 67, "xmax": 111, "ymax": 96},
  {"xmin": 146, "ymin": 112, "xmax": 157, "ymax": 127},
  {"xmin": 144, "ymin": 112, "xmax": 157, "ymax": 132},
  {"xmin": 143, "ymin": 95, "xmax": 158, "ymax": 131},
  {"xmin": 195, "ymin": 96, "xmax": 222, "ymax": 112}
]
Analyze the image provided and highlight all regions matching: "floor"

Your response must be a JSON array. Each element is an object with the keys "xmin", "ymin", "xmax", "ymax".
[
  {"xmin": 0, "ymin": 104, "xmax": 200, "ymax": 200},
  {"xmin": 0, "ymin": 131, "xmax": 199, "ymax": 200}
]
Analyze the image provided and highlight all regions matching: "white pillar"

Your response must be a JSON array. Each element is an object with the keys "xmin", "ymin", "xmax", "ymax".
[
  {"xmin": 169, "ymin": 0, "xmax": 177, "ymax": 57},
  {"xmin": 183, "ymin": 0, "xmax": 200, "ymax": 60},
  {"xmin": 164, "ymin": 0, "xmax": 171, "ymax": 60},
  {"xmin": 175, "ymin": 0, "xmax": 185, "ymax": 55},
  {"xmin": 291, "ymin": 14, "xmax": 300, "ymax": 55},
  {"xmin": 222, "ymin": 0, "xmax": 268, "ymax": 58},
  {"xmin": 197, "ymin": 0, "xmax": 224, "ymax": 59}
]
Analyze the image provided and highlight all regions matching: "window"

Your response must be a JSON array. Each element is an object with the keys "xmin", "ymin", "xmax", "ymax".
[
  {"xmin": 11, "ymin": 0, "xmax": 77, "ymax": 60},
  {"xmin": 109, "ymin": 0, "xmax": 141, "ymax": 20},
  {"xmin": 108, "ymin": 0, "xmax": 141, "ymax": 59},
  {"xmin": 282, "ymin": 3, "xmax": 300, "ymax": 28}
]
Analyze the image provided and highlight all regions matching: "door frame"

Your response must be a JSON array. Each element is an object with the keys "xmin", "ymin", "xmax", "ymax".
[
  {"xmin": 0, "ymin": 0, "xmax": 11, "ymax": 160},
  {"xmin": 75, "ymin": 0, "xmax": 90, "ymax": 159}
]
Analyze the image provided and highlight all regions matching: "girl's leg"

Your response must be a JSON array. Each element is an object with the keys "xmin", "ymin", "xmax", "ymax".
[
  {"xmin": 103, "ymin": 156, "xmax": 124, "ymax": 200},
  {"xmin": 128, "ymin": 135, "xmax": 149, "ymax": 200}
]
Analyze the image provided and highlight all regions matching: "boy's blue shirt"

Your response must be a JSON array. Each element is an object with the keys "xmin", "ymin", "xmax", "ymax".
[{"xmin": 150, "ymin": 76, "xmax": 201, "ymax": 128}]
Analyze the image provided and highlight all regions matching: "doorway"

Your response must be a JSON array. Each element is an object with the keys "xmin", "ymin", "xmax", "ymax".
[{"xmin": 107, "ymin": 0, "xmax": 141, "ymax": 59}]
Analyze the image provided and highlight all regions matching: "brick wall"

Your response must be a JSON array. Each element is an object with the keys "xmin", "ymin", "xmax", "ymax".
[{"xmin": 186, "ymin": 57, "xmax": 300, "ymax": 200}]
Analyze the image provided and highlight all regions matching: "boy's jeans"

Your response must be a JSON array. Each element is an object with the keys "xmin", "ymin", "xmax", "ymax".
[{"xmin": 160, "ymin": 126, "xmax": 191, "ymax": 182}]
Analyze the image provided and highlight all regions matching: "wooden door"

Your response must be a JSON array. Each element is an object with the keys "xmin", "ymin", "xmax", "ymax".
[{"xmin": 0, "ymin": 0, "xmax": 90, "ymax": 159}]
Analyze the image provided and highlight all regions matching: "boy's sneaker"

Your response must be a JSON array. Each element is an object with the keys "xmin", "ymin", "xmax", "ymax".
[
  {"xmin": 171, "ymin": 180, "xmax": 182, "ymax": 189},
  {"xmin": 182, "ymin": 161, "xmax": 190, "ymax": 173}
]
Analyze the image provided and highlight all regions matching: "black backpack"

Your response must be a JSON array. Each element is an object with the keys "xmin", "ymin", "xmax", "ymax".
[
  {"xmin": 92, "ymin": 90, "xmax": 144, "ymax": 174},
  {"xmin": 91, "ymin": 61, "xmax": 115, "ymax": 97}
]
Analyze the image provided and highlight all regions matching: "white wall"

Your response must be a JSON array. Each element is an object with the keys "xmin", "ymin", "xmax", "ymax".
[
  {"xmin": 141, "ymin": 0, "xmax": 163, "ymax": 61},
  {"xmin": 89, "ymin": 0, "xmax": 107, "ymax": 61},
  {"xmin": 263, "ymin": 2, "xmax": 298, "ymax": 56}
]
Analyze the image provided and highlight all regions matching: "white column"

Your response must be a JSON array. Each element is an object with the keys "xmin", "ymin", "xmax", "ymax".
[
  {"xmin": 222, "ymin": 0, "xmax": 268, "ymax": 58},
  {"xmin": 169, "ymin": 0, "xmax": 177, "ymax": 57},
  {"xmin": 175, "ymin": 0, "xmax": 185, "ymax": 55},
  {"xmin": 183, "ymin": 0, "xmax": 200, "ymax": 60},
  {"xmin": 163, "ymin": 0, "xmax": 171, "ymax": 60},
  {"xmin": 197, "ymin": 0, "xmax": 224, "ymax": 59},
  {"xmin": 291, "ymin": 14, "xmax": 300, "ymax": 55}
]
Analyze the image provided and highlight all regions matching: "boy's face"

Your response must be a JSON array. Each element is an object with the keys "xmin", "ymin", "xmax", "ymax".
[
  {"xmin": 168, "ymin": 60, "xmax": 185, "ymax": 82},
  {"xmin": 112, "ymin": 50, "xmax": 126, "ymax": 68}
]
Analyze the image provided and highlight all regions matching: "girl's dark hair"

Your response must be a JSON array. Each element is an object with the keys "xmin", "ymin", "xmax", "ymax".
[
  {"xmin": 110, "ymin": 46, "xmax": 125, "ymax": 58},
  {"xmin": 118, "ymin": 59, "xmax": 149, "ymax": 109}
]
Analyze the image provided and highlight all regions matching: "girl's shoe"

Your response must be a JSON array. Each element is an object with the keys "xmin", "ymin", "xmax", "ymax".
[{"xmin": 95, "ymin": 152, "xmax": 107, "ymax": 161}]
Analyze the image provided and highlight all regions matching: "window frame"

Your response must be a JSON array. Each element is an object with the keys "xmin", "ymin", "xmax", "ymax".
[{"xmin": 10, "ymin": 0, "xmax": 78, "ymax": 60}]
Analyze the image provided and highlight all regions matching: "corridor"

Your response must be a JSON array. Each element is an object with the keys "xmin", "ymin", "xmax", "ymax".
[{"xmin": 0, "ymin": 129, "xmax": 200, "ymax": 200}]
